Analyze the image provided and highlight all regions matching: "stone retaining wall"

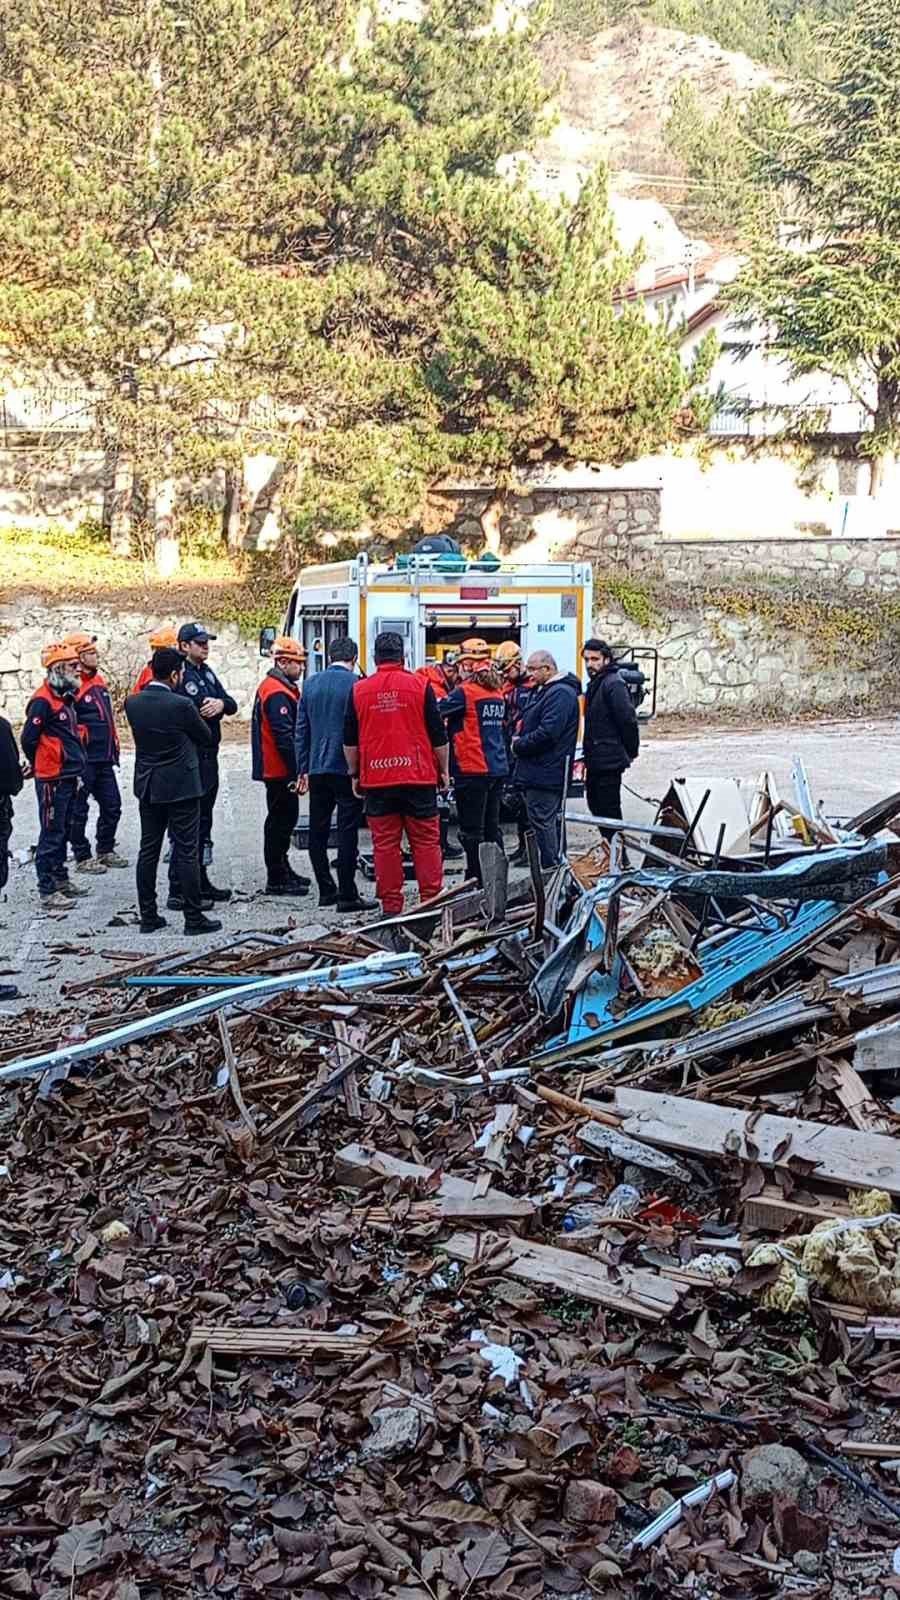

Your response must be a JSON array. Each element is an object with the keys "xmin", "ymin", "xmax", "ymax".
[{"xmin": 0, "ymin": 599, "xmax": 262, "ymax": 726}]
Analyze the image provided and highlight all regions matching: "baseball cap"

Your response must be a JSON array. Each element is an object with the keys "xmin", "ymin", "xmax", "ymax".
[{"xmin": 178, "ymin": 622, "xmax": 217, "ymax": 645}]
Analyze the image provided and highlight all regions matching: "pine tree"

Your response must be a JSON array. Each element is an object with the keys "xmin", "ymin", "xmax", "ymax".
[
  {"xmin": 0, "ymin": 0, "xmax": 712, "ymax": 567},
  {"xmin": 731, "ymin": 0, "xmax": 900, "ymax": 494}
]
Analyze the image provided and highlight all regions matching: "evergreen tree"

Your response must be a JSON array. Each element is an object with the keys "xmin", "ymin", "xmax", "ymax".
[
  {"xmin": 731, "ymin": 0, "xmax": 900, "ymax": 494},
  {"xmin": 0, "ymin": 0, "xmax": 712, "ymax": 567}
]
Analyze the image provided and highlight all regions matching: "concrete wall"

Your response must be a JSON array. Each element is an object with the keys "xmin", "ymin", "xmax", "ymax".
[{"xmin": 0, "ymin": 600, "xmax": 262, "ymax": 727}]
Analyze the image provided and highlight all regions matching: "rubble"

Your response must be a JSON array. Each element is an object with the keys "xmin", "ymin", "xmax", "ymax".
[{"xmin": 2, "ymin": 774, "xmax": 900, "ymax": 1594}]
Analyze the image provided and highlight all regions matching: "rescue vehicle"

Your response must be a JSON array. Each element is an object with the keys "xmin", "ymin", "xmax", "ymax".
[{"xmin": 266, "ymin": 549, "xmax": 594, "ymax": 678}]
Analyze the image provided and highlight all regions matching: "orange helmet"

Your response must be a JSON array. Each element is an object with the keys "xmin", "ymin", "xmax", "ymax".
[
  {"xmin": 63, "ymin": 631, "xmax": 97, "ymax": 653},
  {"xmin": 496, "ymin": 640, "xmax": 521, "ymax": 666},
  {"xmin": 273, "ymin": 636, "xmax": 305, "ymax": 661},
  {"xmin": 149, "ymin": 625, "xmax": 179, "ymax": 651},
  {"xmin": 41, "ymin": 640, "xmax": 79, "ymax": 670},
  {"xmin": 459, "ymin": 636, "xmax": 491, "ymax": 662}
]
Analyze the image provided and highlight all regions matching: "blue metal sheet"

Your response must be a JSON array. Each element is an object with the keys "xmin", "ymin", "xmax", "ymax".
[{"xmin": 533, "ymin": 854, "xmax": 880, "ymax": 1066}]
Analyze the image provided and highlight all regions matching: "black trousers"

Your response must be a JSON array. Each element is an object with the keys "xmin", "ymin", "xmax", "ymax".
[
  {"xmin": 454, "ymin": 776, "xmax": 503, "ymax": 885},
  {"xmin": 522, "ymin": 785, "xmax": 563, "ymax": 869},
  {"xmin": 34, "ymin": 777, "xmax": 78, "ymax": 896},
  {"xmin": 586, "ymin": 768, "xmax": 625, "ymax": 838},
  {"xmin": 307, "ymin": 774, "xmax": 363, "ymax": 899},
  {"xmin": 264, "ymin": 779, "xmax": 299, "ymax": 880},
  {"xmin": 138, "ymin": 797, "xmax": 203, "ymax": 922},
  {"xmin": 199, "ymin": 769, "xmax": 218, "ymax": 852},
  {"xmin": 69, "ymin": 761, "xmax": 122, "ymax": 859},
  {"xmin": 0, "ymin": 795, "xmax": 12, "ymax": 895}
]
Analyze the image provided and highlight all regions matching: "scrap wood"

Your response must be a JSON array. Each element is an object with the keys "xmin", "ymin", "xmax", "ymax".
[
  {"xmin": 188, "ymin": 1327, "xmax": 378, "ymax": 1359},
  {"xmin": 742, "ymin": 1186, "xmax": 854, "ymax": 1234},
  {"xmin": 474, "ymin": 1103, "xmax": 519, "ymax": 1170},
  {"xmin": 534, "ymin": 1083, "xmax": 623, "ymax": 1127},
  {"xmin": 216, "ymin": 1013, "xmax": 257, "ymax": 1138},
  {"xmin": 444, "ymin": 1231, "xmax": 686, "ymax": 1321},
  {"xmin": 839, "ymin": 1441, "xmax": 900, "ymax": 1460},
  {"xmin": 615, "ymin": 1088, "xmax": 900, "ymax": 1194},
  {"xmin": 817, "ymin": 1055, "xmax": 894, "ymax": 1133},
  {"xmin": 334, "ymin": 1143, "xmax": 527, "ymax": 1212}
]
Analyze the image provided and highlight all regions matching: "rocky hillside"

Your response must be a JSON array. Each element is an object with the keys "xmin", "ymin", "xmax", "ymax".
[{"xmin": 535, "ymin": 19, "xmax": 780, "ymax": 240}]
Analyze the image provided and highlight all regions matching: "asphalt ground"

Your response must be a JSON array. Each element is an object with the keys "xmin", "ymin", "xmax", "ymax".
[{"xmin": 0, "ymin": 716, "xmax": 895, "ymax": 1011}]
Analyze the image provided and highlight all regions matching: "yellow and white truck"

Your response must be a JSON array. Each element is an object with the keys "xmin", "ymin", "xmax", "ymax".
[{"xmin": 273, "ymin": 550, "xmax": 594, "ymax": 677}]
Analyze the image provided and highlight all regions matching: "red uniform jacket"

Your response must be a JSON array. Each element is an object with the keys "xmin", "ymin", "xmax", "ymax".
[
  {"xmin": 21, "ymin": 683, "xmax": 86, "ymax": 780},
  {"xmin": 439, "ymin": 681, "xmax": 509, "ymax": 779},
  {"xmin": 251, "ymin": 669, "xmax": 300, "ymax": 781},
  {"xmin": 133, "ymin": 662, "xmax": 153, "ymax": 694},
  {"xmin": 351, "ymin": 664, "xmax": 439, "ymax": 789}
]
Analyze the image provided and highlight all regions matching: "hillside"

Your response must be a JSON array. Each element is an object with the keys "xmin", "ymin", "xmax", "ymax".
[{"xmin": 535, "ymin": 18, "xmax": 780, "ymax": 240}]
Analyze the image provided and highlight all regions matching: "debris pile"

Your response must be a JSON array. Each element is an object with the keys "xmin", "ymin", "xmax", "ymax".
[{"xmin": 3, "ymin": 783, "xmax": 900, "ymax": 1597}]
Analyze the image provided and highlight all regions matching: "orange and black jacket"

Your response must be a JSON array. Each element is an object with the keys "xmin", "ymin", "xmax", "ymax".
[
  {"xmin": 251, "ymin": 668, "xmax": 300, "ymax": 781},
  {"xmin": 438, "ymin": 682, "xmax": 509, "ymax": 780},
  {"xmin": 74, "ymin": 669, "xmax": 120, "ymax": 765},
  {"xmin": 21, "ymin": 683, "xmax": 86, "ymax": 781}
]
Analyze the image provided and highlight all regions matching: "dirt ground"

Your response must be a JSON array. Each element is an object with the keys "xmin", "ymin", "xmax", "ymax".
[{"xmin": 1, "ymin": 716, "xmax": 896, "ymax": 1009}]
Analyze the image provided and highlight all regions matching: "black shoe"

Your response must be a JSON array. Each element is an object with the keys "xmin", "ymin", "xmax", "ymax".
[
  {"xmin": 140, "ymin": 914, "xmax": 168, "ymax": 934},
  {"xmin": 286, "ymin": 868, "xmax": 312, "ymax": 889},
  {"xmin": 201, "ymin": 878, "xmax": 232, "ymax": 904},
  {"xmin": 167, "ymin": 894, "xmax": 214, "ymax": 912},
  {"xmin": 318, "ymin": 890, "xmax": 339, "ymax": 908},
  {"xmin": 184, "ymin": 914, "xmax": 223, "ymax": 935},
  {"xmin": 265, "ymin": 880, "xmax": 309, "ymax": 897},
  {"xmin": 443, "ymin": 842, "xmax": 465, "ymax": 860},
  {"xmin": 336, "ymin": 896, "xmax": 377, "ymax": 913}
]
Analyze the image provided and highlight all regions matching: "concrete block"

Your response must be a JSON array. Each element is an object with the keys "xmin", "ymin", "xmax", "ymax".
[{"xmin": 846, "ymin": 568, "xmax": 867, "ymax": 587}]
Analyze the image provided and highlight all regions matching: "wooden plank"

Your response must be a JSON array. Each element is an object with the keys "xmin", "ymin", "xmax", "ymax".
[
  {"xmin": 839, "ymin": 1441, "xmax": 900, "ymax": 1460},
  {"xmin": 189, "ymin": 1327, "xmax": 375, "ymax": 1359},
  {"xmin": 444, "ymin": 1231, "xmax": 685, "ymax": 1323},
  {"xmin": 535, "ymin": 1085, "xmax": 622, "ymax": 1127},
  {"xmin": 742, "ymin": 1187, "xmax": 853, "ymax": 1234},
  {"xmin": 475, "ymin": 1104, "xmax": 519, "ymax": 1171},
  {"xmin": 615, "ymin": 1089, "xmax": 900, "ymax": 1196}
]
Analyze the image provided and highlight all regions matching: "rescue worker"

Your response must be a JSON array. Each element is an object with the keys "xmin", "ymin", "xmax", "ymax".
[
  {"xmin": 295, "ymin": 636, "xmax": 372, "ymax": 913},
  {"xmin": 133, "ymin": 626, "xmax": 179, "ymax": 694},
  {"xmin": 250, "ymin": 636, "xmax": 310, "ymax": 897},
  {"xmin": 64, "ymin": 632, "xmax": 127, "ymax": 874},
  {"xmin": 20, "ymin": 642, "xmax": 88, "ymax": 911},
  {"xmin": 511, "ymin": 650, "xmax": 579, "ymax": 870},
  {"xmin": 437, "ymin": 640, "xmax": 508, "ymax": 886},
  {"xmin": 416, "ymin": 649, "xmax": 461, "ymax": 698},
  {"xmin": 125, "ymin": 647, "xmax": 221, "ymax": 936},
  {"xmin": 171, "ymin": 622, "xmax": 236, "ymax": 905},
  {"xmin": 497, "ymin": 640, "xmax": 534, "ymax": 867},
  {"xmin": 342, "ymin": 631, "xmax": 449, "ymax": 918},
  {"xmin": 582, "ymin": 638, "xmax": 640, "ymax": 833}
]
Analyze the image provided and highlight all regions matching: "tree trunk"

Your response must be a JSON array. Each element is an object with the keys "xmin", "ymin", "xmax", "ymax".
[
  {"xmin": 479, "ymin": 490, "xmax": 505, "ymax": 555},
  {"xmin": 222, "ymin": 461, "xmax": 246, "ymax": 551},
  {"xmin": 104, "ymin": 447, "xmax": 134, "ymax": 556},
  {"xmin": 153, "ymin": 475, "xmax": 180, "ymax": 576},
  {"xmin": 869, "ymin": 371, "xmax": 899, "ymax": 498}
]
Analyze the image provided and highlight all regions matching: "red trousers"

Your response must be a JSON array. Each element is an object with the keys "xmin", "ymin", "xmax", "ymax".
[{"xmin": 367, "ymin": 811, "xmax": 443, "ymax": 915}]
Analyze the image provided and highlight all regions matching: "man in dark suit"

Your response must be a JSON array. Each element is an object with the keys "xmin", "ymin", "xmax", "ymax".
[{"xmin": 124, "ymin": 647, "xmax": 223, "ymax": 936}]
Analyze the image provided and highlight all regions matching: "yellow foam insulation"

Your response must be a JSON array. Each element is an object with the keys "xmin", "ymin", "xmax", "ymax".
[{"xmin": 746, "ymin": 1190, "xmax": 900, "ymax": 1312}]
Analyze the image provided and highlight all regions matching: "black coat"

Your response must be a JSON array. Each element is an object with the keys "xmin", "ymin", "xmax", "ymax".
[
  {"xmin": 583, "ymin": 667, "xmax": 640, "ymax": 772},
  {"xmin": 0, "ymin": 716, "xmax": 23, "ymax": 797},
  {"xmin": 125, "ymin": 682, "xmax": 213, "ymax": 805}
]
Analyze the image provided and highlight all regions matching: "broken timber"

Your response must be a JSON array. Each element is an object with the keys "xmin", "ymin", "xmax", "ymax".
[
  {"xmin": 334, "ymin": 1143, "xmax": 534, "ymax": 1219},
  {"xmin": 444, "ymin": 1232, "xmax": 686, "ymax": 1322},
  {"xmin": 189, "ymin": 1328, "xmax": 377, "ymax": 1359},
  {"xmin": 614, "ymin": 1089, "xmax": 900, "ymax": 1195}
]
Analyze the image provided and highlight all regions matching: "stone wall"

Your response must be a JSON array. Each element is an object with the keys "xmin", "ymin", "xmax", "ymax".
[
  {"xmin": 434, "ymin": 484, "xmax": 900, "ymax": 716},
  {"xmin": 0, "ymin": 599, "xmax": 262, "ymax": 727}
]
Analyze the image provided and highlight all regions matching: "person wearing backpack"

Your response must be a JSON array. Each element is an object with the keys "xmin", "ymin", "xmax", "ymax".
[{"xmin": 581, "ymin": 639, "xmax": 640, "ymax": 834}]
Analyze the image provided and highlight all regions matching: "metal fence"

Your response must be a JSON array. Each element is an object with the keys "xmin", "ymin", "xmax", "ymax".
[{"xmin": 0, "ymin": 385, "xmax": 96, "ymax": 444}]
